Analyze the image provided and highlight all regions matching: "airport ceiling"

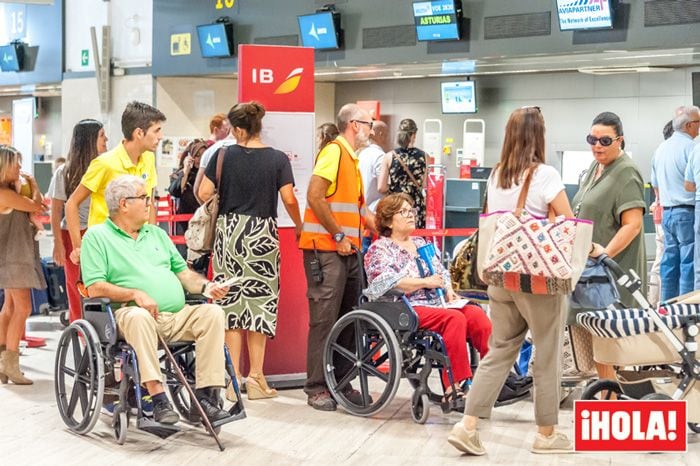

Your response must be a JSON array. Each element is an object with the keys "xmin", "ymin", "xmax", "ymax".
[{"xmin": 312, "ymin": 46, "xmax": 700, "ymax": 81}]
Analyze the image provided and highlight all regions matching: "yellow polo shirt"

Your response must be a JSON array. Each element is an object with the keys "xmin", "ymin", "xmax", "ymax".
[
  {"xmin": 313, "ymin": 135, "xmax": 362, "ymax": 197},
  {"xmin": 81, "ymin": 143, "xmax": 158, "ymax": 226}
]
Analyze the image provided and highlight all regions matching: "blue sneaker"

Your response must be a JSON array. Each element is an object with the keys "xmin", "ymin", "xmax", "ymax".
[
  {"xmin": 134, "ymin": 395, "xmax": 154, "ymax": 416},
  {"xmin": 101, "ymin": 401, "xmax": 117, "ymax": 416}
]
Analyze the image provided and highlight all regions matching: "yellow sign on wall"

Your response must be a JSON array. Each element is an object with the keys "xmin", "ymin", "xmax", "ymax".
[{"xmin": 170, "ymin": 33, "xmax": 192, "ymax": 56}]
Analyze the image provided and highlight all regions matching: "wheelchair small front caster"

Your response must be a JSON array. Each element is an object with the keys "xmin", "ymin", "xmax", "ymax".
[
  {"xmin": 411, "ymin": 391, "xmax": 430, "ymax": 424},
  {"xmin": 113, "ymin": 410, "xmax": 128, "ymax": 445}
]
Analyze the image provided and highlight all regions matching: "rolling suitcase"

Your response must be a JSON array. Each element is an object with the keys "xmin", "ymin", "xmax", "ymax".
[{"xmin": 41, "ymin": 258, "xmax": 68, "ymax": 311}]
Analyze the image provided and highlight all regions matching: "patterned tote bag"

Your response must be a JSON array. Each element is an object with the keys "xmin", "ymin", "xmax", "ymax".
[{"xmin": 477, "ymin": 165, "xmax": 593, "ymax": 295}]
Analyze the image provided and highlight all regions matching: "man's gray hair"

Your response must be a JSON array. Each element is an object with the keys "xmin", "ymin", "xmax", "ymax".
[
  {"xmin": 672, "ymin": 105, "xmax": 700, "ymax": 132},
  {"xmin": 105, "ymin": 175, "xmax": 145, "ymax": 216},
  {"xmin": 336, "ymin": 103, "xmax": 365, "ymax": 133}
]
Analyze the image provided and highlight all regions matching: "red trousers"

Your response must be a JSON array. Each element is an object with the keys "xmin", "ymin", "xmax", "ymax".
[
  {"xmin": 413, "ymin": 304, "xmax": 491, "ymax": 387},
  {"xmin": 61, "ymin": 229, "xmax": 84, "ymax": 323}
]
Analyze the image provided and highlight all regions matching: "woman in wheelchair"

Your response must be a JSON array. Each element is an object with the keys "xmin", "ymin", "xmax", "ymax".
[{"xmin": 364, "ymin": 193, "xmax": 492, "ymax": 410}]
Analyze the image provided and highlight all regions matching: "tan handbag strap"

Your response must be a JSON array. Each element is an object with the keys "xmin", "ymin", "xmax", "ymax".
[
  {"xmin": 392, "ymin": 151, "xmax": 422, "ymax": 190},
  {"xmin": 214, "ymin": 147, "xmax": 225, "ymax": 191},
  {"xmin": 515, "ymin": 164, "xmax": 538, "ymax": 215}
]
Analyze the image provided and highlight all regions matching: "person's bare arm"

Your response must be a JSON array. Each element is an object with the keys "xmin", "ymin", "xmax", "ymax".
[
  {"xmin": 603, "ymin": 207, "xmax": 644, "ymax": 259},
  {"xmin": 65, "ymin": 184, "xmax": 91, "ymax": 256},
  {"xmin": 148, "ymin": 187, "xmax": 157, "ymax": 225},
  {"xmin": 51, "ymin": 199, "xmax": 65, "ymax": 266},
  {"xmin": 0, "ymin": 188, "xmax": 45, "ymax": 213},
  {"xmin": 280, "ymin": 183, "xmax": 302, "ymax": 241},
  {"xmin": 549, "ymin": 190, "xmax": 574, "ymax": 217},
  {"xmin": 198, "ymin": 176, "xmax": 216, "ymax": 203},
  {"xmin": 377, "ymin": 152, "xmax": 392, "ymax": 194},
  {"xmin": 394, "ymin": 274, "xmax": 443, "ymax": 294}
]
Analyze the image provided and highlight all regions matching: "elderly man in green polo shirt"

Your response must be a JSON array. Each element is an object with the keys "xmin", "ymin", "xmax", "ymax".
[{"xmin": 80, "ymin": 174, "xmax": 231, "ymax": 425}]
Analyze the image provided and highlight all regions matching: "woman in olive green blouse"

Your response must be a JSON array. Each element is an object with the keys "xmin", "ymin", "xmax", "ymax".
[{"xmin": 572, "ymin": 111, "xmax": 646, "ymax": 381}]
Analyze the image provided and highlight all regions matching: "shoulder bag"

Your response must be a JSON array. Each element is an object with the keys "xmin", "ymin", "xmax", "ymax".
[
  {"xmin": 185, "ymin": 147, "xmax": 225, "ymax": 253},
  {"xmin": 476, "ymin": 165, "xmax": 593, "ymax": 295}
]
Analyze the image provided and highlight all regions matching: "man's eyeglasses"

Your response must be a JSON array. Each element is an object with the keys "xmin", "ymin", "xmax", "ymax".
[
  {"xmin": 124, "ymin": 194, "xmax": 150, "ymax": 202},
  {"xmin": 351, "ymin": 120, "xmax": 374, "ymax": 130},
  {"xmin": 586, "ymin": 134, "xmax": 622, "ymax": 147},
  {"xmin": 396, "ymin": 207, "xmax": 418, "ymax": 218}
]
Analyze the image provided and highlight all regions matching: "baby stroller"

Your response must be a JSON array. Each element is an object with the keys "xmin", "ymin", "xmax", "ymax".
[{"xmin": 576, "ymin": 255, "xmax": 700, "ymax": 433}]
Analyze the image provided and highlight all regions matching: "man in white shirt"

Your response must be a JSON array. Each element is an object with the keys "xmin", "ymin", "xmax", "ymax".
[{"xmin": 358, "ymin": 120, "xmax": 389, "ymax": 251}]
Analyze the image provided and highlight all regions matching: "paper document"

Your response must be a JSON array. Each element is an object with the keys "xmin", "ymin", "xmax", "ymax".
[{"xmin": 446, "ymin": 298, "xmax": 470, "ymax": 309}]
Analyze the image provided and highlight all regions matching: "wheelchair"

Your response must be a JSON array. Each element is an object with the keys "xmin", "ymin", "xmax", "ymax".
[
  {"xmin": 54, "ymin": 297, "xmax": 246, "ymax": 451},
  {"xmin": 322, "ymin": 249, "xmax": 481, "ymax": 424}
]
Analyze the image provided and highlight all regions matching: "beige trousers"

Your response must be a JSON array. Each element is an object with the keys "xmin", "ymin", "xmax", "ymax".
[
  {"xmin": 114, "ymin": 303, "xmax": 225, "ymax": 388},
  {"xmin": 464, "ymin": 286, "xmax": 567, "ymax": 426}
]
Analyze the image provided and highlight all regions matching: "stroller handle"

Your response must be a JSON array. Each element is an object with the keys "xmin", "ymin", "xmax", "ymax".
[{"xmin": 599, "ymin": 254, "xmax": 625, "ymax": 278}]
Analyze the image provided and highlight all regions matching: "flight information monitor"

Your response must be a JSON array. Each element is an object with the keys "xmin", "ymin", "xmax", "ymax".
[
  {"xmin": 441, "ymin": 81, "xmax": 476, "ymax": 114},
  {"xmin": 196, "ymin": 22, "xmax": 234, "ymax": 58},
  {"xmin": 298, "ymin": 11, "xmax": 341, "ymax": 49},
  {"xmin": 0, "ymin": 44, "xmax": 22, "ymax": 72},
  {"xmin": 413, "ymin": 0, "xmax": 462, "ymax": 41}
]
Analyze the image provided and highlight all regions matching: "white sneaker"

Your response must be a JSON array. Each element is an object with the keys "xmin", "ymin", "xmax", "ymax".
[
  {"xmin": 447, "ymin": 422, "xmax": 487, "ymax": 456},
  {"xmin": 532, "ymin": 431, "xmax": 574, "ymax": 454}
]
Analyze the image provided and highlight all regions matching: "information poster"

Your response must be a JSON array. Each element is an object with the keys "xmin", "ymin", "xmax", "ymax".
[
  {"xmin": 260, "ymin": 112, "xmax": 315, "ymax": 227},
  {"xmin": 157, "ymin": 136, "xmax": 198, "ymax": 169}
]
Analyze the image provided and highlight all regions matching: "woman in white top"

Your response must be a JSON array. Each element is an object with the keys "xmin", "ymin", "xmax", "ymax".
[{"xmin": 448, "ymin": 107, "xmax": 577, "ymax": 455}]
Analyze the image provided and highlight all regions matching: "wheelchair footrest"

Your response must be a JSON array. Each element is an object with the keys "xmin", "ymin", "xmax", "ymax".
[
  {"xmin": 137, "ymin": 417, "xmax": 181, "ymax": 439},
  {"xmin": 211, "ymin": 409, "xmax": 246, "ymax": 429}
]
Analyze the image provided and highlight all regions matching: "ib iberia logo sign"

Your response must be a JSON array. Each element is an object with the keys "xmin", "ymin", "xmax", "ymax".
[
  {"xmin": 574, "ymin": 400, "xmax": 687, "ymax": 452},
  {"xmin": 238, "ymin": 45, "xmax": 314, "ymax": 112}
]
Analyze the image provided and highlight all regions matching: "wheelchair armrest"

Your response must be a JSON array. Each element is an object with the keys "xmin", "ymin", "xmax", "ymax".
[
  {"xmin": 82, "ymin": 297, "xmax": 118, "ymax": 346},
  {"xmin": 185, "ymin": 293, "xmax": 207, "ymax": 304}
]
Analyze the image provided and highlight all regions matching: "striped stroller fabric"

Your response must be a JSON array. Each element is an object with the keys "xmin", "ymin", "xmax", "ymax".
[{"xmin": 576, "ymin": 303, "xmax": 700, "ymax": 339}]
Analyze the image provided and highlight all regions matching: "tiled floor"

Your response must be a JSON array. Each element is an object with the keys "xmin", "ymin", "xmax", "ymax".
[{"xmin": 0, "ymin": 315, "xmax": 698, "ymax": 465}]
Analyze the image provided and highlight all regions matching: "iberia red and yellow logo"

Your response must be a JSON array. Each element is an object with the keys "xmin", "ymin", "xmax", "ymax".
[{"xmin": 274, "ymin": 68, "xmax": 304, "ymax": 95}]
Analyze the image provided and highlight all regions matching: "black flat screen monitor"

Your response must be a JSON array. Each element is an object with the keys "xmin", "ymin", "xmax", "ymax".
[
  {"xmin": 556, "ymin": 0, "xmax": 614, "ymax": 31},
  {"xmin": 413, "ymin": 0, "xmax": 462, "ymax": 41},
  {"xmin": 441, "ymin": 81, "xmax": 476, "ymax": 114},
  {"xmin": 197, "ymin": 22, "xmax": 234, "ymax": 58}
]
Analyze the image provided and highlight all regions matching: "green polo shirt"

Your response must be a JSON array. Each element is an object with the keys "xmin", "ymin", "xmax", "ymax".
[{"xmin": 80, "ymin": 219, "xmax": 188, "ymax": 313}]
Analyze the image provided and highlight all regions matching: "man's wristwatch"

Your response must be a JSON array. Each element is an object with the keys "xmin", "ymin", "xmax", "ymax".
[{"xmin": 333, "ymin": 232, "xmax": 346, "ymax": 243}]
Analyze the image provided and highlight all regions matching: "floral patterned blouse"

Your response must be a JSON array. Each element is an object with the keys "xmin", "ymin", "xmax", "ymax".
[
  {"xmin": 388, "ymin": 147, "xmax": 427, "ymax": 229},
  {"xmin": 364, "ymin": 236, "xmax": 451, "ymax": 307}
]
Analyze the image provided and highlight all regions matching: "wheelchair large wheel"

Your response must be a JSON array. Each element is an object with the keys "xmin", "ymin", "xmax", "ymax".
[
  {"xmin": 54, "ymin": 321, "xmax": 105, "ymax": 435},
  {"xmin": 324, "ymin": 309, "xmax": 402, "ymax": 417},
  {"xmin": 580, "ymin": 379, "xmax": 625, "ymax": 400}
]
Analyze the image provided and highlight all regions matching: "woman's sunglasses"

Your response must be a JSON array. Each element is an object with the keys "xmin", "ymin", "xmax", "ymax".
[{"xmin": 586, "ymin": 134, "xmax": 621, "ymax": 147}]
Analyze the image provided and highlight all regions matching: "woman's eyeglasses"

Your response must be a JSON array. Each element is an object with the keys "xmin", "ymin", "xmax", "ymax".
[
  {"xmin": 586, "ymin": 134, "xmax": 621, "ymax": 147},
  {"xmin": 396, "ymin": 208, "xmax": 418, "ymax": 218}
]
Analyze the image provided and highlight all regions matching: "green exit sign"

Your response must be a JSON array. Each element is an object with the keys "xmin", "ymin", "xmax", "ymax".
[{"xmin": 81, "ymin": 49, "xmax": 89, "ymax": 66}]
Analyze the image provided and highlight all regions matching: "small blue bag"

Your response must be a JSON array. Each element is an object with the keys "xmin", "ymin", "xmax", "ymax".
[{"xmin": 570, "ymin": 256, "xmax": 620, "ymax": 310}]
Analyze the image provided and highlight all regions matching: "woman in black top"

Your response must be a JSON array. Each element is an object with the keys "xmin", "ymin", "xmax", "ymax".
[
  {"xmin": 198, "ymin": 101, "xmax": 302, "ymax": 402},
  {"xmin": 378, "ymin": 118, "xmax": 427, "ymax": 228}
]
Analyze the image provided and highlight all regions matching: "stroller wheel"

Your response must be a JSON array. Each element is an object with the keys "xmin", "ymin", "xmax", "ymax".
[
  {"xmin": 688, "ymin": 423, "xmax": 700, "ymax": 434},
  {"xmin": 581, "ymin": 379, "xmax": 623, "ymax": 400}
]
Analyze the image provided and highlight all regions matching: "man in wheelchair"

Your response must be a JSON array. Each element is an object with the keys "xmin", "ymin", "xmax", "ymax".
[{"xmin": 79, "ymin": 175, "xmax": 232, "ymax": 425}]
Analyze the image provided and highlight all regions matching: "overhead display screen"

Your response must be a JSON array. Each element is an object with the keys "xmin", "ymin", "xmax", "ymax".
[
  {"xmin": 196, "ymin": 23, "xmax": 234, "ymax": 58},
  {"xmin": 298, "ymin": 12, "xmax": 340, "ymax": 50},
  {"xmin": 441, "ymin": 81, "xmax": 476, "ymax": 114},
  {"xmin": 556, "ymin": 0, "xmax": 613, "ymax": 31},
  {"xmin": 413, "ymin": 0, "xmax": 461, "ymax": 41},
  {"xmin": 0, "ymin": 44, "xmax": 21, "ymax": 72}
]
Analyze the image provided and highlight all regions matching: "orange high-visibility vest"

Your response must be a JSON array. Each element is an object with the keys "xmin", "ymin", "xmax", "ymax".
[{"xmin": 299, "ymin": 140, "xmax": 366, "ymax": 251}]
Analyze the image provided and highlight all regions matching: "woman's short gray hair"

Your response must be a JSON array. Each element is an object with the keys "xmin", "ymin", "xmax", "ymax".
[
  {"xmin": 105, "ymin": 175, "xmax": 144, "ymax": 216},
  {"xmin": 673, "ymin": 105, "xmax": 700, "ymax": 132}
]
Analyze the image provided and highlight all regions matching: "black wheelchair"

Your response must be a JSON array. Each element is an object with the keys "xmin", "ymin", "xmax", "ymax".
[
  {"xmin": 54, "ymin": 298, "xmax": 246, "ymax": 451},
  {"xmin": 322, "ymin": 249, "xmax": 481, "ymax": 424}
]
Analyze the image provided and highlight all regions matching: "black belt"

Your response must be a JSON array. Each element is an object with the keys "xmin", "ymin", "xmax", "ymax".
[{"xmin": 663, "ymin": 205, "xmax": 695, "ymax": 210}]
